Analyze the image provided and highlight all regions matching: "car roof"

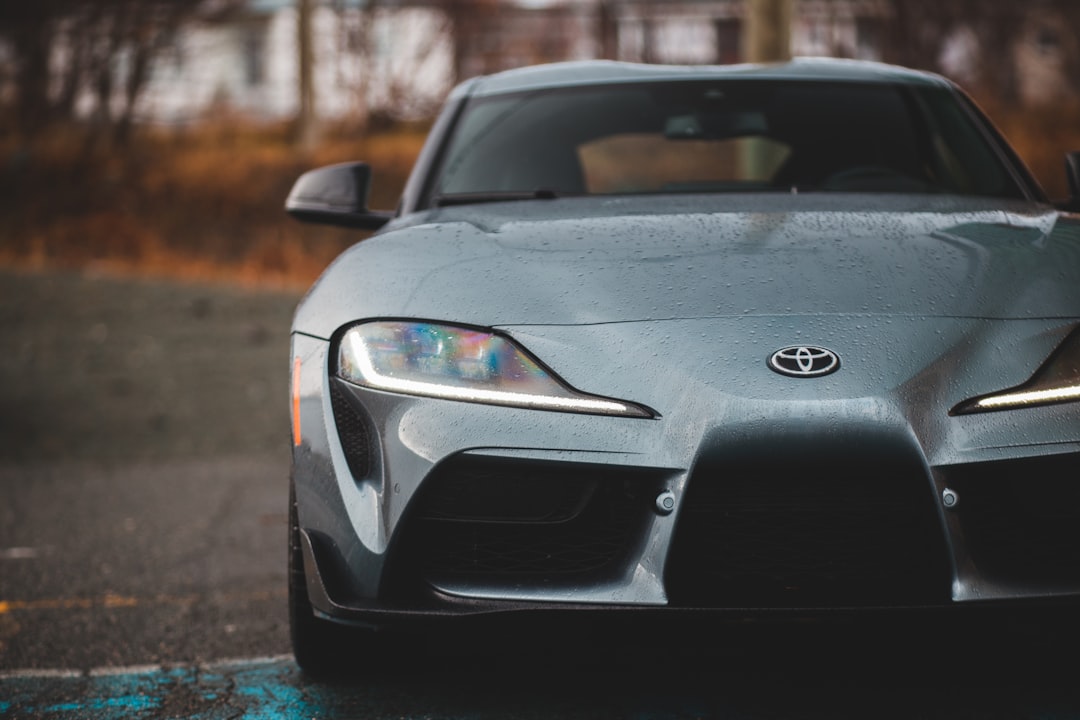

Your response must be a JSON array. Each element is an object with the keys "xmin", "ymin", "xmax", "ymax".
[{"xmin": 452, "ymin": 58, "xmax": 953, "ymax": 100}]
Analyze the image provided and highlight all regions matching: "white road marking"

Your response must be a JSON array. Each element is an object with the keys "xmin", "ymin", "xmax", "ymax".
[
  {"xmin": 0, "ymin": 548, "xmax": 39, "ymax": 560},
  {"xmin": 0, "ymin": 654, "xmax": 293, "ymax": 680}
]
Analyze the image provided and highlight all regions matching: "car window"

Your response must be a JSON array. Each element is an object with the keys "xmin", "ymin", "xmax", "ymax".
[
  {"xmin": 579, "ymin": 135, "xmax": 791, "ymax": 194},
  {"xmin": 431, "ymin": 80, "xmax": 1027, "ymax": 202},
  {"xmin": 916, "ymin": 88, "xmax": 1018, "ymax": 197}
]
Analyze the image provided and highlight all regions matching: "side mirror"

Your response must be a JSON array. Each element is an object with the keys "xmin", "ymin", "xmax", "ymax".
[
  {"xmin": 1063, "ymin": 152, "xmax": 1080, "ymax": 211},
  {"xmin": 285, "ymin": 162, "xmax": 394, "ymax": 230}
]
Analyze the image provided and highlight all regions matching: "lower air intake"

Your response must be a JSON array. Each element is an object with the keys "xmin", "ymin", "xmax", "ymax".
[
  {"xmin": 944, "ymin": 452, "xmax": 1080, "ymax": 587},
  {"xmin": 666, "ymin": 441, "xmax": 951, "ymax": 608},
  {"xmin": 399, "ymin": 456, "xmax": 663, "ymax": 587}
]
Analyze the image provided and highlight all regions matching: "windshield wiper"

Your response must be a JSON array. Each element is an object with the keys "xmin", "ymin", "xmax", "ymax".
[{"xmin": 433, "ymin": 189, "xmax": 563, "ymax": 207}]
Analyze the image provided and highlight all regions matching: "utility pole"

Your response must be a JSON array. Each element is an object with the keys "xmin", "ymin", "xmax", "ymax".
[
  {"xmin": 741, "ymin": 0, "xmax": 792, "ymax": 180},
  {"xmin": 296, "ymin": 0, "xmax": 318, "ymax": 150},
  {"xmin": 743, "ymin": 0, "xmax": 792, "ymax": 63}
]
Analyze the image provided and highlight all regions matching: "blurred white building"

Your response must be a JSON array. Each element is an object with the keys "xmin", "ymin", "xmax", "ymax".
[
  {"xmin": 138, "ymin": 1, "xmax": 455, "ymax": 124},
  {"xmin": 134, "ymin": 0, "xmax": 891, "ymax": 125},
  {"xmin": 1, "ymin": 0, "xmax": 1070, "ymax": 129},
  {"xmin": 127, "ymin": 0, "xmax": 1067, "ymax": 125}
]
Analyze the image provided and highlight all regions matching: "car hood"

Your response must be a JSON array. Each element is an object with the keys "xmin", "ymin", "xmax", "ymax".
[{"xmin": 294, "ymin": 194, "xmax": 1080, "ymax": 338}]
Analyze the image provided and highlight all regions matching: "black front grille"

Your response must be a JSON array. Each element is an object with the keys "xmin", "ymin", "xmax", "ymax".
[
  {"xmin": 397, "ymin": 456, "xmax": 663, "ymax": 586},
  {"xmin": 944, "ymin": 452, "xmax": 1080, "ymax": 587},
  {"xmin": 665, "ymin": 444, "xmax": 951, "ymax": 608}
]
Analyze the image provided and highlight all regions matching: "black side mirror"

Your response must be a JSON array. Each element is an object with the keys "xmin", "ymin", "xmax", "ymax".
[
  {"xmin": 285, "ymin": 162, "xmax": 394, "ymax": 230},
  {"xmin": 1057, "ymin": 151, "xmax": 1080, "ymax": 212}
]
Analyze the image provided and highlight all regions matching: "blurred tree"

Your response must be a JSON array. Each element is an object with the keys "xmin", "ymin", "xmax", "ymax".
[
  {"xmin": 882, "ymin": 0, "xmax": 1080, "ymax": 104},
  {"xmin": 0, "ymin": 2, "xmax": 61, "ymax": 135},
  {"xmin": 744, "ymin": 0, "xmax": 792, "ymax": 62},
  {"xmin": 330, "ymin": 0, "xmax": 372, "ymax": 128},
  {"xmin": 596, "ymin": 0, "xmax": 618, "ymax": 60},
  {"xmin": 0, "ymin": 0, "xmax": 229, "ymax": 144},
  {"xmin": 433, "ymin": 0, "xmax": 503, "ymax": 82},
  {"xmin": 296, "ymin": 0, "xmax": 318, "ymax": 150},
  {"xmin": 639, "ymin": 1, "xmax": 659, "ymax": 64},
  {"xmin": 327, "ymin": 0, "xmax": 452, "ymax": 128}
]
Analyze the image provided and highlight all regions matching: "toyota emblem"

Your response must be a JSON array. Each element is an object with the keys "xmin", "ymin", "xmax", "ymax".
[{"xmin": 768, "ymin": 346, "xmax": 840, "ymax": 377}]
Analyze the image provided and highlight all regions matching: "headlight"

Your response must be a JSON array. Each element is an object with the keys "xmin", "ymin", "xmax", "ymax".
[
  {"xmin": 337, "ymin": 321, "xmax": 655, "ymax": 418},
  {"xmin": 951, "ymin": 327, "xmax": 1080, "ymax": 415}
]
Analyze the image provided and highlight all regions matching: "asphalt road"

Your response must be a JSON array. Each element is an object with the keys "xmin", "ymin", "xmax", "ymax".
[
  {"xmin": 0, "ymin": 270, "xmax": 297, "ymax": 673},
  {"xmin": 2, "ymin": 269, "xmax": 1080, "ymax": 718}
]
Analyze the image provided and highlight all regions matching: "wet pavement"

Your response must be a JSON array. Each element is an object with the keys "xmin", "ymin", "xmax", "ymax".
[
  {"xmin": 2, "ymin": 270, "xmax": 1080, "ymax": 719},
  {"xmin": 4, "ymin": 645, "xmax": 1080, "ymax": 720}
]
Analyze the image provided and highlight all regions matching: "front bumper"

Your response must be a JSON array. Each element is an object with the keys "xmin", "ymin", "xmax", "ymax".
[
  {"xmin": 290, "ymin": 319, "xmax": 1080, "ymax": 626},
  {"xmin": 298, "ymin": 524, "xmax": 1080, "ymax": 663}
]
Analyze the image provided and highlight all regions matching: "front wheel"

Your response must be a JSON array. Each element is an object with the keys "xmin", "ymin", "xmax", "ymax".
[{"xmin": 288, "ymin": 480, "xmax": 352, "ymax": 675}]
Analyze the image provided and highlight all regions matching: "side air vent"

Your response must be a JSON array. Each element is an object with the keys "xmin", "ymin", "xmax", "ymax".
[{"xmin": 328, "ymin": 380, "xmax": 372, "ymax": 481}]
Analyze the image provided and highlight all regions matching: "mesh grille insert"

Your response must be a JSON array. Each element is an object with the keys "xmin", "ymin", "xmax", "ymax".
[
  {"xmin": 666, "ymin": 445, "xmax": 951, "ymax": 608},
  {"xmin": 399, "ymin": 457, "xmax": 662, "ymax": 586},
  {"xmin": 945, "ymin": 452, "xmax": 1080, "ymax": 587},
  {"xmin": 329, "ymin": 380, "xmax": 372, "ymax": 480}
]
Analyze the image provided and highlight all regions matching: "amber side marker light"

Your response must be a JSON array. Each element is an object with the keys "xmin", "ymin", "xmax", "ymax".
[{"xmin": 292, "ymin": 357, "xmax": 303, "ymax": 446}]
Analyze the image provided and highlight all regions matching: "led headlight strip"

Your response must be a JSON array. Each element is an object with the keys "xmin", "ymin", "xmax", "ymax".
[
  {"xmin": 952, "ymin": 326, "xmax": 1080, "ymax": 415},
  {"xmin": 337, "ymin": 321, "xmax": 654, "ymax": 418}
]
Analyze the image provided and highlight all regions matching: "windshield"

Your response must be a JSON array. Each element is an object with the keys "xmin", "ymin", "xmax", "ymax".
[{"xmin": 431, "ymin": 80, "xmax": 1027, "ymax": 203}]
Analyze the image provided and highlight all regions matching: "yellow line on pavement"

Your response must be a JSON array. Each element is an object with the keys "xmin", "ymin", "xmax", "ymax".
[{"xmin": 0, "ymin": 590, "xmax": 284, "ymax": 614}]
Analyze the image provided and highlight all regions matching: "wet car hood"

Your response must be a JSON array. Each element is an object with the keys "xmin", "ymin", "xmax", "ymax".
[{"xmin": 293, "ymin": 194, "xmax": 1080, "ymax": 338}]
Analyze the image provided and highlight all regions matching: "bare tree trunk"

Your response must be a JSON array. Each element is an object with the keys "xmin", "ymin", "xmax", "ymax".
[
  {"xmin": 741, "ymin": 0, "xmax": 791, "ymax": 179},
  {"xmin": 11, "ymin": 11, "xmax": 54, "ymax": 138},
  {"xmin": 115, "ymin": 2, "xmax": 153, "ymax": 146},
  {"xmin": 55, "ymin": 7, "xmax": 96, "ymax": 121},
  {"xmin": 2, "ymin": 0, "xmax": 224, "ymax": 143},
  {"xmin": 1058, "ymin": 0, "xmax": 1080, "ymax": 99},
  {"xmin": 445, "ymin": 2, "xmax": 468, "ymax": 83},
  {"xmin": 639, "ymin": 1, "xmax": 658, "ymax": 63},
  {"xmin": 445, "ymin": 0, "xmax": 480, "ymax": 82},
  {"xmin": 90, "ymin": 14, "xmax": 124, "ymax": 137},
  {"xmin": 436, "ymin": 0, "xmax": 501, "ymax": 83},
  {"xmin": 296, "ymin": 0, "xmax": 318, "ymax": 150},
  {"xmin": 970, "ymin": 1, "xmax": 1025, "ymax": 104},
  {"xmin": 331, "ymin": 0, "xmax": 372, "ymax": 130},
  {"xmin": 596, "ymin": 0, "xmax": 618, "ymax": 60}
]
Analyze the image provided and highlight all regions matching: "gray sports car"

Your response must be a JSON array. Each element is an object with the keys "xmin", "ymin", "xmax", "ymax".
[{"xmin": 285, "ymin": 58, "xmax": 1080, "ymax": 671}]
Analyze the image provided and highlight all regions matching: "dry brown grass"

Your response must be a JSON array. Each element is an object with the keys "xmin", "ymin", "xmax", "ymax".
[
  {"xmin": 0, "ymin": 121, "xmax": 427, "ymax": 290},
  {"xmin": 1, "ymin": 104, "xmax": 1078, "ymax": 292}
]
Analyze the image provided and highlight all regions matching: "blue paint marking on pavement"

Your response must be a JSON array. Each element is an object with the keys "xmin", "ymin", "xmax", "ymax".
[
  {"xmin": 44, "ymin": 696, "xmax": 157, "ymax": 714},
  {"xmin": 6, "ymin": 655, "xmax": 1078, "ymax": 719},
  {"xmin": 0, "ymin": 657, "xmax": 322, "ymax": 719},
  {"xmin": 200, "ymin": 662, "xmax": 321, "ymax": 720}
]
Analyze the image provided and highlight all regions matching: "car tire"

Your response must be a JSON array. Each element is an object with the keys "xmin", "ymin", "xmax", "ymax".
[{"xmin": 288, "ymin": 478, "xmax": 351, "ymax": 676}]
